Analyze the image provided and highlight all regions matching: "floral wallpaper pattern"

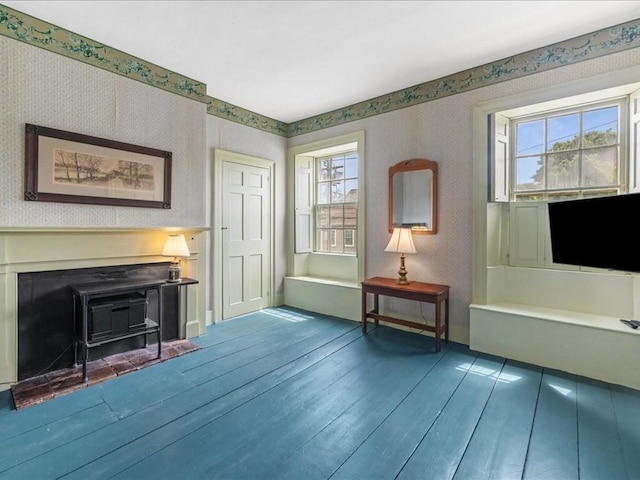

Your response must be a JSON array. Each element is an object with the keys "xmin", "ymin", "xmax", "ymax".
[{"xmin": 2, "ymin": 4, "xmax": 640, "ymax": 138}]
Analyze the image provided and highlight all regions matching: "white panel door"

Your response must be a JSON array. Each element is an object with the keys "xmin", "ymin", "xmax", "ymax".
[{"xmin": 222, "ymin": 160, "xmax": 271, "ymax": 319}]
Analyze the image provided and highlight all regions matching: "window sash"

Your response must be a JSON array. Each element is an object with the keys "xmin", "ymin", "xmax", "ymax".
[
  {"xmin": 511, "ymin": 98, "xmax": 626, "ymax": 201},
  {"xmin": 313, "ymin": 151, "xmax": 358, "ymax": 254}
]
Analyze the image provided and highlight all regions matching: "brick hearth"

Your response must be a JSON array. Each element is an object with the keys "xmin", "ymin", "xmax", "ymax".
[{"xmin": 10, "ymin": 339, "xmax": 199, "ymax": 410}]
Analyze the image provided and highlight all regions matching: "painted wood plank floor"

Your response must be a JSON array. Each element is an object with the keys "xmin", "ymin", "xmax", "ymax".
[{"xmin": 0, "ymin": 306, "xmax": 638, "ymax": 480}]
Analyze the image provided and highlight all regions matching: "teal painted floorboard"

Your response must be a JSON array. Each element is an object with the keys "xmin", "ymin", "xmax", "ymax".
[
  {"xmin": 56, "ymin": 321, "xmax": 362, "ymax": 479},
  {"xmin": 210, "ymin": 328, "xmax": 446, "ymax": 479},
  {"xmin": 452, "ymin": 360, "xmax": 542, "ymax": 480},
  {"xmin": 578, "ymin": 378, "xmax": 628, "ymax": 480},
  {"xmin": 330, "ymin": 343, "xmax": 475, "ymax": 480},
  {"xmin": 109, "ymin": 328, "xmax": 393, "ymax": 479},
  {"xmin": 9, "ymin": 317, "xmax": 358, "ymax": 479},
  {"xmin": 610, "ymin": 384, "xmax": 640, "ymax": 478},
  {"xmin": 395, "ymin": 353, "xmax": 506, "ymax": 480},
  {"xmin": 523, "ymin": 369, "xmax": 579, "ymax": 480},
  {"xmin": 0, "ymin": 306, "xmax": 637, "ymax": 480}
]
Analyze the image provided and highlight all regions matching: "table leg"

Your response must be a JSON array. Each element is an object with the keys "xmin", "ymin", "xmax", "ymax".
[
  {"xmin": 445, "ymin": 297, "xmax": 449, "ymax": 344},
  {"xmin": 435, "ymin": 298, "xmax": 441, "ymax": 352},
  {"xmin": 373, "ymin": 293, "xmax": 379, "ymax": 327},
  {"xmin": 361, "ymin": 290, "xmax": 367, "ymax": 334}
]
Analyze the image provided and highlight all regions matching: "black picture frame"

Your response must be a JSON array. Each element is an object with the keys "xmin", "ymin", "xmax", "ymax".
[{"xmin": 24, "ymin": 123, "xmax": 172, "ymax": 209}]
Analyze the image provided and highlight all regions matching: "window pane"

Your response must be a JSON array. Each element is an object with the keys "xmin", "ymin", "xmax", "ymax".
[
  {"xmin": 516, "ymin": 120, "xmax": 544, "ymax": 156},
  {"xmin": 582, "ymin": 189, "xmax": 619, "ymax": 198},
  {"xmin": 344, "ymin": 205, "xmax": 357, "ymax": 228},
  {"xmin": 583, "ymin": 107, "xmax": 618, "ymax": 147},
  {"xmin": 318, "ymin": 159, "xmax": 330, "ymax": 181},
  {"xmin": 547, "ymin": 191, "xmax": 580, "ymax": 201},
  {"xmin": 316, "ymin": 229, "xmax": 329, "ymax": 252},
  {"xmin": 582, "ymin": 147, "xmax": 618, "ymax": 186},
  {"xmin": 515, "ymin": 156, "xmax": 544, "ymax": 191},
  {"xmin": 316, "ymin": 206, "xmax": 329, "ymax": 228},
  {"xmin": 514, "ymin": 193, "xmax": 545, "ymax": 201},
  {"xmin": 547, "ymin": 152, "xmax": 579, "ymax": 189},
  {"xmin": 345, "ymin": 154, "xmax": 358, "ymax": 178},
  {"xmin": 344, "ymin": 230, "xmax": 357, "ymax": 254},
  {"xmin": 330, "ymin": 230, "xmax": 342, "ymax": 253},
  {"xmin": 344, "ymin": 179, "xmax": 358, "ymax": 202},
  {"xmin": 330, "ymin": 205, "xmax": 343, "ymax": 228},
  {"xmin": 331, "ymin": 180, "xmax": 344, "ymax": 203},
  {"xmin": 547, "ymin": 113, "xmax": 579, "ymax": 152},
  {"xmin": 330, "ymin": 158, "xmax": 344, "ymax": 180},
  {"xmin": 317, "ymin": 182, "xmax": 329, "ymax": 204},
  {"xmin": 344, "ymin": 229, "xmax": 354, "ymax": 246}
]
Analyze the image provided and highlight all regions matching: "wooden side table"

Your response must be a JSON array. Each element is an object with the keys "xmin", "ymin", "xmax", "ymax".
[{"xmin": 361, "ymin": 276, "xmax": 450, "ymax": 352}]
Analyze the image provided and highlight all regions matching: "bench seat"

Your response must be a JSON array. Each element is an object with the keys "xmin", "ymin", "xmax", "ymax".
[{"xmin": 470, "ymin": 302, "xmax": 639, "ymax": 390}]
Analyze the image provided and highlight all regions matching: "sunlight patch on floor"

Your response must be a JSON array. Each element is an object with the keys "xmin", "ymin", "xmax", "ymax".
[
  {"xmin": 263, "ymin": 307, "xmax": 314, "ymax": 322},
  {"xmin": 549, "ymin": 383, "xmax": 573, "ymax": 396},
  {"xmin": 456, "ymin": 362, "xmax": 522, "ymax": 383}
]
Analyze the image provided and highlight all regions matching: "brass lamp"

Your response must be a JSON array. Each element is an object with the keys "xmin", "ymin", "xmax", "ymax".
[
  {"xmin": 162, "ymin": 234, "xmax": 190, "ymax": 283},
  {"xmin": 385, "ymin": 227, "xmax": 417, "ymax": 285}
]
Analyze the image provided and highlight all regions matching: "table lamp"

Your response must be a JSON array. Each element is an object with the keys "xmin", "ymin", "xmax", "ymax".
[
  {"xmin": 162, "ymin": 234, "xmax": 190, "ymax": 282},
  {"xmin": 384, "ymin": 227, "xmax": 416, "ymax": 284}
]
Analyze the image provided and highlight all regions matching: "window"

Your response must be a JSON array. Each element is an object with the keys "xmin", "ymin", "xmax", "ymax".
[
  {"xmin": 487, "ymin": 83, "xmax": 640, "ymax": 270},
  {"xmin": 512, "ymin": 100, "xmax": 623, "ymax": 201},
  {"xmin": 315, "ymin": 152, "xmax": 358, "ymax": 254},
  {"xmin": 491, "ymin": 84, "xmax": 640, "ymax": 203},
  {"xmin": 289, "ymin": 131, "xmax": 364, "ymax": 282}
]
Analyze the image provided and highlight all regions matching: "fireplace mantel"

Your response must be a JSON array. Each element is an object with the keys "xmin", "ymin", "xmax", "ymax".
[{"xmin": 0, "ymin": 227, "xmax": 207, "ymax": 391}]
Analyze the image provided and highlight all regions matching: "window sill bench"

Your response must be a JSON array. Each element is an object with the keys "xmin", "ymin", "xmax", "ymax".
[
  {"xmin": 283, "ymin": 276, "xmax": 361, "ymax": 322},
  {"xmin": 469, "ymin": 302, "xmax": 639, "ymax": 390}
]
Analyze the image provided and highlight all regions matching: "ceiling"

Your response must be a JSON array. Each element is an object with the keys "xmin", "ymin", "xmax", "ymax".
[{"xmin": 4, "ymin": 1, "xmax": 640, "ymax": 123}]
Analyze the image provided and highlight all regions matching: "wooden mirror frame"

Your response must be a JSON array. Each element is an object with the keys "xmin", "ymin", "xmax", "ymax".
[{"xmin": 388, "ymin": 158, "xmax": 438, "ymax": 235}]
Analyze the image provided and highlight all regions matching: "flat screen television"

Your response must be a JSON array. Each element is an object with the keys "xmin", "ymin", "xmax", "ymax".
[{"xmin": 547, "ymin": 192, "xmax": 640, "ymax": 273}]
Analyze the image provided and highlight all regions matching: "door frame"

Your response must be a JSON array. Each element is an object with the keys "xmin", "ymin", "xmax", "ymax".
[{"xmin": 213, "ymin": 149, "xmax": 275, "ymax": 323}]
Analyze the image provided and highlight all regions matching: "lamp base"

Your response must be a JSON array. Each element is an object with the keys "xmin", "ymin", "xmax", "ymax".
[
  {"xmin": 396, "ymin": 254, "xmax": 410, "ymax": 285},
  {"xmin": 167, "ymin": 260, "xmax": 181, "ymax": 283}
]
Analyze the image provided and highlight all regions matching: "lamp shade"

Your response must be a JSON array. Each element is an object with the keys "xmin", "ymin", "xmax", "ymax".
[
  {"xmin": 162, "ymin": 234, "xmax": 190, "ymax": 258},
  {"xmin": 384, "ymin": 227, "xmax": 416, "ymax": 254}
]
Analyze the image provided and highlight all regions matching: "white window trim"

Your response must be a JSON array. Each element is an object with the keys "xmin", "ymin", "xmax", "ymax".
[{"xmin": 287, "ymin": 131, "xmax": 365, "ymax": 283}]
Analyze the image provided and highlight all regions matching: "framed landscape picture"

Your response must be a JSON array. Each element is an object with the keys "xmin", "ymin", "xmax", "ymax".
[{"xmin": 24, "ymin": 124, "xmax": 172, "ymax": 209}]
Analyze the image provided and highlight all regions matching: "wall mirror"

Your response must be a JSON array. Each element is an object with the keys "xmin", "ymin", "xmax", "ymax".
[{"xmin": 389, "ymin": 158, "xmax": 438, "ymax": 234}]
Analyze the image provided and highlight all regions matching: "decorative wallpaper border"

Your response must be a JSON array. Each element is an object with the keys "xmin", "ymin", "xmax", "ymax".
[
  {"xmin": 287, "ymin": 17, "xmax": 640, "ymax": 137},
  {"xmin": 206, "ymin": 96, "xmax": 288, "ymax": 136},
  {"xmin": 2, "ymin": 3, "xmax": 640, "ymax": 138},
  {"xmin": 0, "ymin": 5, "xmax": 206, "ymax": 102}
]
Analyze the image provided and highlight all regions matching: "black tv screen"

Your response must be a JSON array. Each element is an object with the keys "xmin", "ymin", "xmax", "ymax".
[{"xmin": 547, "ymin": 193, "xmax": 640, "ymax": 273}]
